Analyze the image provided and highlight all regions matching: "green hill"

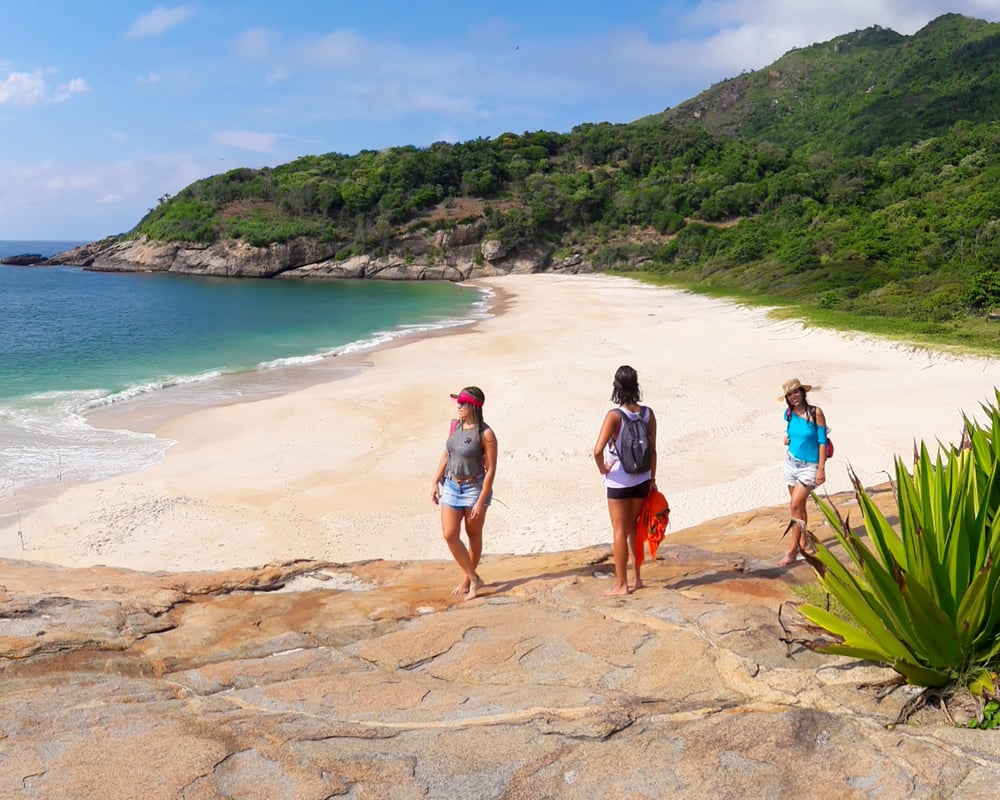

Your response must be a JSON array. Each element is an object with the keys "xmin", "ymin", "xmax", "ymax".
[
  {"xmin": 130, "ymin": 13, "xmax": 1000, "ymax": 351},
  {"xmin": 649, "ymin": 13, "xmax": 1000, "ymax": 156}
]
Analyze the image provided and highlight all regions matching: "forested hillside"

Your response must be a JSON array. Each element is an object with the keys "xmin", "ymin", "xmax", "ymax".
[{"xmin": 132, "ymin": 13, "xmax": 1000, "ymax": 347}]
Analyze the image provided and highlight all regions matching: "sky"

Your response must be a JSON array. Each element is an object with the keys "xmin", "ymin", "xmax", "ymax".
[{"xmin": 2, "ymin": 1, "xmax": 998, "ymax": 240}]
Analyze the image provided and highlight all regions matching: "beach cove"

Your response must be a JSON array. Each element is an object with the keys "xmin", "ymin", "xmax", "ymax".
[{"xmin": 2, "ymin": 273, "xmax": 997, "ymax": 573}]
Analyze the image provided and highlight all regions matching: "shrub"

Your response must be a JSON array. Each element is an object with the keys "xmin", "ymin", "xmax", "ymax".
[
  {"xmin": 818, "ymin": 290, "xmax": 840, "ymax": 309},
  {"xmin": 964, "ymin": 270, "xmax": 1000, "ymax": 311},
  {"xmin": 800, "ymin": 389, "xmax": 1000, "ymax": 697}
]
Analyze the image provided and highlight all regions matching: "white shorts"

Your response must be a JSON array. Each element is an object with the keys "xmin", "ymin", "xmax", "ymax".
[{"xmin": 783, "ymin": 452, "xmax": 818, "ymax": 487}]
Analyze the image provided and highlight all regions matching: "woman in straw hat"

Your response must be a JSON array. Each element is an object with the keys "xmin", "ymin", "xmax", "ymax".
[
  {"xmin": 778, "ymin": 378, "xmax": 828, "ymax": 566},
  {"xmin": 431, "ymin": 386, "xmax": 497, "ymax": 600}
]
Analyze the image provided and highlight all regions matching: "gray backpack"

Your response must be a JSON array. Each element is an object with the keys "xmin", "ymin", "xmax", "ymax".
[{"xmin": 611, "ymin": 407, "xmax": 652, "ymax": 474}]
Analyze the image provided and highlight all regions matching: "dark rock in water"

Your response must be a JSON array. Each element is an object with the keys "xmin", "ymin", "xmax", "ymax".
[{"xmin": 0, "ymin": 253, "xmax": 48, "ymax": 266}]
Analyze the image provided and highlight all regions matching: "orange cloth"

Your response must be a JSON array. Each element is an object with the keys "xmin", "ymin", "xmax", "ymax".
[{"xmin": 635, "ymin": 489, "xmax": 670, "ymax": 567}]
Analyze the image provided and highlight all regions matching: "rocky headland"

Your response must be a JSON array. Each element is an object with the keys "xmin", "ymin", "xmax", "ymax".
[
  {"xmin": 45, "ymin": 224, "xmax": 593, "ymax": 281},
  {"xmin": 2, "ymin": 486, "xmax": 998, "ymax": 800}
]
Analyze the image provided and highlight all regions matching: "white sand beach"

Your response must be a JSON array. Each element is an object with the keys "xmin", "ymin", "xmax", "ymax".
[{"xmin": 1, "ymin": 273, "xmax": 997, "ymax": 572}]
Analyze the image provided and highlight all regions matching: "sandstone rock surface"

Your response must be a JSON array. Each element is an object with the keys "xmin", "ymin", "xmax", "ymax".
[{"xmin": 2, "ymin": 490, "xmax": 998, "ymax": 799}]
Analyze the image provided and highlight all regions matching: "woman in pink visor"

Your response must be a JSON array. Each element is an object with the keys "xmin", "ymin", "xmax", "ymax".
[{"xmin": 431, "ymin": 386, "xmax": 498, "ymax": 599}]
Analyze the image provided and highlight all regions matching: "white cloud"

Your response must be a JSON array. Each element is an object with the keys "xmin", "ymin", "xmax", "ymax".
[
  {"xmin": 125, "ymin": 5, "xmax": 194, "ymax": 40},
  {"xmin": 0, "ymin": 70, "xmax": 89, "ymax": 105},
  {"xmin": 53, "ymin": 77, "xmax": 90, "ymax": 102},
  {"xmin": 212, "ymin": 130, "xmax": 279, "ymax": 153},
  {"xmin": 0, "ymin": 152, "xmax": 237, "ymax": 238},
  {"xmin": 62, "ymin": 78, "xmax": 90, "ymax": 94},
  {"xmin": 137, "ymin": 72, "xmax": 162, "ymax": 85},
  {"xmin": 265, "ymin": 66, "xmax": 291, "ymax": 86},
  {"xmin": 0, "ymin": 71, "xmax": 47, "ymax": 105},
  {"xmin": 300, "ymin": 30, "xmax": 368, "ymax": 68},
  {"xmin": 42, "ymin": 171, "xmax": 102, "ymax": 191},
  {"xmin": 236, "ymin": 27, "xmax": 278, "ymax": 59},
  {"xmin": 352, "ymin": 82, "xmax": 476, "ymax": 118}
]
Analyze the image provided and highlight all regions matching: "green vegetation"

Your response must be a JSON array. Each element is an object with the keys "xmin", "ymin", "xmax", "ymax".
[
  {"xmin": 969, "ymin": 700, "xmax": 1000, "ymax": 731},
  {"xmin": 788, "ymin": 582, "xmax": 849, "ymax": 622},
  {"xmin": 799, "ymin": 391, "xmax": 1000, "ymax": 702},
  {"xmin": 651, "ymin": 14, "xmax": 1000, "ymax": 156},
  {"xmin": 969, "ymin": 699, "xmax": 1000, "ymax": 729},
  {"xmin": 130, "ymin": 13, "xmax": 1000, "ymax": 351}
]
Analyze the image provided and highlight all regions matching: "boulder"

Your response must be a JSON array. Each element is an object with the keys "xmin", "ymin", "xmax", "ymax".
[
  {"xmin": 481, "ymin": 239, "xmax": 510, "ymax": 261},
  {"xmin": 0, "ymin": 253, "xmax": 46, "ymax": 266},
  {"xmin": 77, "ymin": 236, "xmax": 327, "ymax": 278}
]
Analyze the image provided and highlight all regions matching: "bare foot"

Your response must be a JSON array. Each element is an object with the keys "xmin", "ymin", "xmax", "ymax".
[
  {"xmin": 629, "ymin": 579, "xmax": 646, "ymax": 590},
  {"xmin": 603, "ymin": 585, "xmax": 631, "ymax": 597},
  {"xmin": 777, "ymin": 551, "xmax": 798, "ymax": 567},
  {"xmin": 452, "ymin": 580, "xmax": 471, "ymax": 596},
  {"xmin": 465, "ymin": 576, "xmax": 484, "ymax": 601}
]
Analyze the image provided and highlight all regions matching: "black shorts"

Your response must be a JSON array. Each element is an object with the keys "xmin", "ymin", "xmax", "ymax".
[{"xmin": 607, "ymin": 480, "xmax": 651, "ymax": 500}]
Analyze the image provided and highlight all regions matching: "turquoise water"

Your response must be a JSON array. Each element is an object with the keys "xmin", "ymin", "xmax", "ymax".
[{"xmin": 0, "ymin": 241, "xmax": 487, "ymax": 496}]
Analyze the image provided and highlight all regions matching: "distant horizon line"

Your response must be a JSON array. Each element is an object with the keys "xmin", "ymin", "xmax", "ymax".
[{"xmin": 0, "ymin": 238, "xmax": 94, "ymax": 244}]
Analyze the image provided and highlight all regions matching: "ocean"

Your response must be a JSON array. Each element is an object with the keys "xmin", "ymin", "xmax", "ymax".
[{"xmin": 0, "ymin": 240, "xmax": 488, "ymax": 499}]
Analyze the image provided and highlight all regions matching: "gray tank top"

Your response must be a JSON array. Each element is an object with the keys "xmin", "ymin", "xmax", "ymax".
[{"xmin": 446, "ymin": 423, "xmax": 490, "ymax": 478}]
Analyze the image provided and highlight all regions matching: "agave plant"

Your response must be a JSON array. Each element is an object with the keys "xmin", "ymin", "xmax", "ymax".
[{"xmin": 800, "ymin": 389, "xmax": 1000, "ymax": 692}]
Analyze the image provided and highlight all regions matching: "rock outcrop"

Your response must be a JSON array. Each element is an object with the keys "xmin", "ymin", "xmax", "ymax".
[
  {"xmin": 48, "ymin": 236, "xmax": 327, "ymax": 279},
  {"xmin": 2, "ymin": 487, "xmax": 998, "ymax": 799},
  {"xmin": 0, "ymin": 253, "xmax": 47, "ymax": 266},
  {"xmin": 46, "ymin": 224, "xmax": 594, "ymax": 281}
]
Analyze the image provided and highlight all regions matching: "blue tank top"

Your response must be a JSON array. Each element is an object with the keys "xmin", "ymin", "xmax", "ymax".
[{"xmin": 786, "ymin": 409, "xmax": 827, "ymax": 463}]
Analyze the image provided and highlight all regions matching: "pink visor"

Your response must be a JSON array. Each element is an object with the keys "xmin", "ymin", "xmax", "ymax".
[{"xmin": 450, "ymin": 390, "xmax": 483, "ymax": 407}]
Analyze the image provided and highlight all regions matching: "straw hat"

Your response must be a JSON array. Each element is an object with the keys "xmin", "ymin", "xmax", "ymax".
[{"xmin": 779, "ymin": 378, "xmax": 812, "ymax": 401}]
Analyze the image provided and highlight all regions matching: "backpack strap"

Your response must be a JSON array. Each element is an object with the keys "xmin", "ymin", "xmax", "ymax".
[
  {"xmin": 609, "ymin": 406, "xmax": 648, "ymax": 448},
  {"xmin": 609, "ymin": 408, "xmax": 625, "ymax": 453}
]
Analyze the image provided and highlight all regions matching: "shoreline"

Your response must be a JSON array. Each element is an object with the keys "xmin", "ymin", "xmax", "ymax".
[
  {"xmin": 0, "ymin": 281, "xmax": 499, "ymax": 522},
  {"xmin": 1, "ymin": 273, "xmax": 997, "ymax": 573},
  {"xmin": 86, "ymin": 281, "xmax": 501, "ymax": 435}
]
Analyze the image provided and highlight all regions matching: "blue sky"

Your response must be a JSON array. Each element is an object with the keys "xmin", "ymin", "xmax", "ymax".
[{"xmin": 2, "ymin": 1, "xmax": 997, "ymax": 240}]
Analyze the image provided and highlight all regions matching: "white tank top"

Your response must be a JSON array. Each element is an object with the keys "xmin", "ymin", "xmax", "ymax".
[{"xmin": 602, "ymin": 406, "xmax": 651, "ymax": 488}]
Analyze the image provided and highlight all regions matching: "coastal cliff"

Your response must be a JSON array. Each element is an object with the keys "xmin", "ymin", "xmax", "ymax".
[
  {"xmin": 46, "ymin": 225, "xmax": 592, "ymax": 281},
  {"xmin": 3, "ymin": 487, "xmax": 998, "ymax": 800}
]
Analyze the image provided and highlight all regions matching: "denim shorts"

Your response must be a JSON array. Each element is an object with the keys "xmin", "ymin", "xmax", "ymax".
[
  {"xmin": 439, "ymin": 475, "xmax": 492, "ymax": 509},
  {"xmin": 783, "ymin": 453, "xmax": 818, "ymax": 487}
]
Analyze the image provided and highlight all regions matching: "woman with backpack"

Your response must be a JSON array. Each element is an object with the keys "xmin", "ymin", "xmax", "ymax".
[
  {"xmin": 779, "ymin": 378, "xmax": 829, "ymax": 566},
  {"xmin": 593, "ymin": 365, "xmax": 657, "ymax": 596},
  {"xmin": 431, "ymin": 385, "xmax": 497, "ymax": 600}
]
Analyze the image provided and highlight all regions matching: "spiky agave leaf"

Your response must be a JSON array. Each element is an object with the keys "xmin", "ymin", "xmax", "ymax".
[
  {"xmin": 802, "ymin": 393, "xmax": 1000, "ymax": 689},
  {"xmin": 803, "ymin": 536, "xmax": 919, "ymax": 665}
]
